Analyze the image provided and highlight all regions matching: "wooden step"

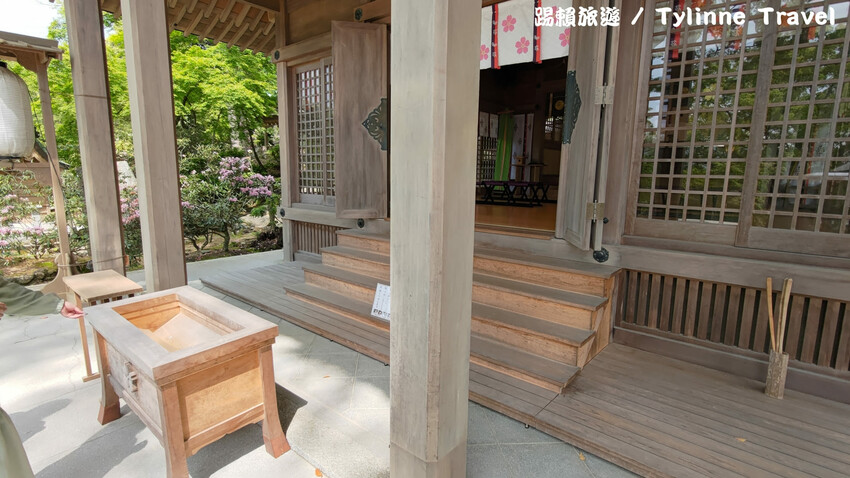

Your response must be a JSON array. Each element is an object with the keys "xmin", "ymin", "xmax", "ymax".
[
  {"xmin": 470, "ymin": 335, "xmax": 580, "ymax": 394},
  {"xmin": 335, "ymin": 229, "xmax": 390, "ymax": 255},
  {"xmin": 303, "ymin": 264, "xmax": 596, "ymax": 363},
  {"xmin": 287, "ymin": 281, "xmax": 579, "ymax": 393},
  {"xmin": 472, "ymin": 303, "xmax": 595, "ymax": 366},
  {"xmin": 469, "ymin": 363, "xmax": 560, "ymax": 419},
  {"xmin": 473, "ymin": 273, "xmax": 606, "ymax": 330},
  {"xmin": 199, "ymin": 270, "xmax": 389, "ymax": 363},
  {"xmin": 275, "ymin": 293, "xmax": 390, "ymax": 363},
  {"xmin": 302, "ymin": 263, "xmax": 380, "ymax": 304},
  {"xmin": 321, "ymin": 246, "xmax": 390, "ymax": 280},
  {"xmin": 284, "ymin": 283, "xmax": 389, "ymax": 331},
  {"xmin": 474, "ymin": 247, "xmax": 619, "ymax": 297}
]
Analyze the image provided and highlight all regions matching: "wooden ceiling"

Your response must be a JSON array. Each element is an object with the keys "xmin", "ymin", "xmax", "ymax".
[{"xmin": 99, "ymin": 0, "xmax": 278, "ymax": 55}]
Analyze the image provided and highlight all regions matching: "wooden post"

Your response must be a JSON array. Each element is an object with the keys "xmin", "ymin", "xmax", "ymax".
[
  {"xmin": 389, "ymin": 0, "xmax": 480, "ymax": 476},
  {"xmin": 765, "ymin": 350, "xmax": 789, "ymax": 399},
  {"xmin": 259, "ymin": 345, "xmax": 290, "ymax": 456},
  {"xmin": 93, "ymin": 330, "xmax": 121, "ymax": 424},
  {"xmin": 12, "ymin": 51, "xmax": 74, "ymax": 297},
  {"xmin": 765, "ymin": 277, "xmax": 792, "ymax": 399},
  {"xmin": 64, "ymin": 0, "xmax": 125, "ymax": 275},
  {"xmin": 121, "ymin": 0, "xmax": 187, "ymax": 290},
  {"xmin": 158, "ymin": 383, "xmax": 189, "ymax": 478},
  {"xmin": 275, "ymin": 8, "xmax": 294, "ymax": 262}
]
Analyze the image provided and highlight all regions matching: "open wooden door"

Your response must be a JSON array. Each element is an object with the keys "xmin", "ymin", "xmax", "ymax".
[
  {"xmin": 332, "ymin": 21, "xmax": 388, "ymax": 219},
  {"xmin": 556, "ymin": 0, "xmax": 619, "ymax": 257}
]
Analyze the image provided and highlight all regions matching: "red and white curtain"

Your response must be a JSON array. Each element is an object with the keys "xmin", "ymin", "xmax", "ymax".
[{"xmin": 480, "ymin": 0, "xmax": 572, "ymax": 70}]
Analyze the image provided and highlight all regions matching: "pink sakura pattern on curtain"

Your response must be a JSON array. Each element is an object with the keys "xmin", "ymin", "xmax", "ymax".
[
  {"xmin": 497, "ymin": 0, "xmax": 534, "ymax": 66},
  {"xmin": 480, "ymin": 0, "xmax": 572, "ymax": 70},
  {"xmin": 515, "ymin": 37, "xmax": 530, "ymax": 54}
]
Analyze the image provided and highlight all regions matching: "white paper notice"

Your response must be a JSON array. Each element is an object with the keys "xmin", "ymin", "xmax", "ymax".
[{"xmin": 371, "ymin": 283, "xmax": 391, "ymax": 321}]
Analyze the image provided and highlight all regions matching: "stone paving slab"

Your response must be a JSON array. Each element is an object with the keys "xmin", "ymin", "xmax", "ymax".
[{"xmin": 1, "ymin": 250, "xmax": 635, "ymax": 478}]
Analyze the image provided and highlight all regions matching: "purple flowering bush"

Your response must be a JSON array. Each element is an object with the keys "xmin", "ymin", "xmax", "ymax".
[
  {"xmin": 0, "ymin": 172, "xmax": 56, "ymax": 265},
  {"xmin": 180, "ymin": 156, "xmax": 276, "ymax": 252},
  {"xmin": 119, "ymin": 183, "xmax": 145, "ymax": 264}
]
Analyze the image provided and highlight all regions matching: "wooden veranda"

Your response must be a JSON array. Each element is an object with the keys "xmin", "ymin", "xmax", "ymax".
[{"xmin": 201, "ymin": 260, "xmax": 850, "ymax": 478}]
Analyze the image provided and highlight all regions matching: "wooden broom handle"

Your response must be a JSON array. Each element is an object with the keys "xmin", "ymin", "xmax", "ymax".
[{"xmin": 766, "ymin": 278, "xmax": 777, "ymax": 352}]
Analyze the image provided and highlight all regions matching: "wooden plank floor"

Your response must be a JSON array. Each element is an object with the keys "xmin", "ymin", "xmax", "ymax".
[{"xmin": 202, "ymin": 262, "xmax": 850, "ymax": 478}]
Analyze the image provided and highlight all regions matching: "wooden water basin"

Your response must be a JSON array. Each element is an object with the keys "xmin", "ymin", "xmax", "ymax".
[{"xmin": 85, "ymin": 286, "xmax": 289, "ymax": 478}]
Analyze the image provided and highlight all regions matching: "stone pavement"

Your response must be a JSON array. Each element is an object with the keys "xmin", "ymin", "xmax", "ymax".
[{"xmin": 1, "ymin": 250, "xmax": 634, "ymax": 477}]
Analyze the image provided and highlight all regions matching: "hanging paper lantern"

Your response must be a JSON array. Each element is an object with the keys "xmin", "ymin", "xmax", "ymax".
[{"xmin": 0, "ymin": 61, "xmax": 35, "ymax": 159}]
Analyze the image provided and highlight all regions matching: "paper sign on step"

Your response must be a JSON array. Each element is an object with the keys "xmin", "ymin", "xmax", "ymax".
[{"xmin": 371, "ymin": 284, "xmax": 391, "ymax": 321}]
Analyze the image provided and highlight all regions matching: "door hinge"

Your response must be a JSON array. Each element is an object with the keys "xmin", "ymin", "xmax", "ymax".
[
  {"xmin": 586, "ymin": 201, "xmax": 605, "ymax": 221},
  {"xmin": 594, "ymin": 84, "xmax": 614, "ymax": 105}
]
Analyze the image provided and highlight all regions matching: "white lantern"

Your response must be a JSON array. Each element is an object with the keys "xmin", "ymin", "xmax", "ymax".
[{"xmin": 0, "ymin": 61, "xmax": 35, "ymax": 159}]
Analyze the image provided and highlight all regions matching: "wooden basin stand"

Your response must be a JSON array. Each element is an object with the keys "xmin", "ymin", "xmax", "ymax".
[
  {"xmin": 63, "ymin": 269, "xmax": 144, "ymax": 382},
  {"xmin": 85, "ymin": 286, "xmax": 289, "ymax": 478}
]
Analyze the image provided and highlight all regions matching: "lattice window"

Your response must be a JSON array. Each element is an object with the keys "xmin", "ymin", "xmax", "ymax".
[
  {"xmin": 637, "ymin": 0, "xmax": 759, "ymax": 225},
  {"xmin": 632, "ymin": 0, "xmax": 850, "ymax": 255},
  {"xmin": 477, "ymin": 136, "xmax": 497, "ymax": 182},
  {"xmin": 753, "ymin": 0, "xmax": 850, "ymax": 234},
  {"xmin": 295, "ymin": 58, "xmax": 335, "ymax": 205}
]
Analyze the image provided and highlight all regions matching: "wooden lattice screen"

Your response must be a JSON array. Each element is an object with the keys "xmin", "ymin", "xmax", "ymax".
[
  {"xmin": 477, "ymin": 136, "xmax": 497, "ymax": 182},
  {"xmin": 753, "ymin": 3, "xmax": 849, "ymax": 235},
  {"xmin": 617, "ymin": 269, "xmax": 850, "ymax": 372},
  {"xmin": 294, "ymin": 58, "xmax": 335, "ymax": 206},
  {"xmin": 292, "ymin": 221, "xmax": 343, "ymax": 255},
  {"xmin": 631, "ymin": 0, "xmax": 850, "ymax": 256}
]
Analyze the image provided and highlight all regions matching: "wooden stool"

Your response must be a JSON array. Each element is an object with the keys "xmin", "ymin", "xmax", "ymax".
[{"xmin": 63, "ymin": 270, "xmax": 143, "ymax": 382}]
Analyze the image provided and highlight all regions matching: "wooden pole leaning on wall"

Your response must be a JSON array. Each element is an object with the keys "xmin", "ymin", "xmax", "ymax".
[{"xmin": 765, "ymin": 277, "xmax": 792, "ymax": 399}]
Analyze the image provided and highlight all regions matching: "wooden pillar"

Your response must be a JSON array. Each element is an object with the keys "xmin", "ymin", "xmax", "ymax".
[
  {"xmin": 275, "ymin": 8, "xmax": 294, "ymax": 262},
  {"xmin": 64, "ymin": 0, "xmax": 125, "ymax": 275},
  {"xmin": 389, "ymin": 0, "xmax": 480, "ymax": 476},
  {"xmin": 35, "ymin": 62, "xmax": 73, "ymax": 296},
  {"xmin": 121, "ymin": 0, "xmax": 187, "ymax": 290}
]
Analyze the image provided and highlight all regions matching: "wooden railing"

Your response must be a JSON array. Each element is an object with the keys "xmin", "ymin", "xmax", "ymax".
[
  {"xmin": 292, "ymin": 220, "xmax": 343, "ymax": 255},
  {"xmin": 616, "ymin": 270, "xmax": 850, "ymax": 372}
]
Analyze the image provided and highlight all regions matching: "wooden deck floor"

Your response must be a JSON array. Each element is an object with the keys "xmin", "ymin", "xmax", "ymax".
[{"xmin": 202, "ymin": 262, "xmax": 850, "ymax": 478}]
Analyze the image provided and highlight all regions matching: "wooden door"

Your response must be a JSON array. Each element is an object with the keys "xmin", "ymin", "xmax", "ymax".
[
  {"xmin": 556, "ymin": 0, "xmax": 617, "ymax": 251},
  {"xmin": 332, "ymin": 21, "xmax": 388, "ymax": 219}
]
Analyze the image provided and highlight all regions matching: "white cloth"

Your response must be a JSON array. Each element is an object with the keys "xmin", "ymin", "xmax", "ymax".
[
  {"xmin": 498, "ymin": 0, "xmax": 536, "ymax": 67},
  {"xmin": 540, "ymin": 0, "xmax": 572, "ymax": 61}
]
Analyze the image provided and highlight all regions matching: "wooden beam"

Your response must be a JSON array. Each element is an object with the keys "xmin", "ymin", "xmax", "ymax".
[
  {"xmin": 239, "ymin": 0, "xmax": 280, "ymax": 12},
  {"xmin": 171, "ymin": 4, "xmax": 188, "ymax": 26},
  {"xmin": 228, "ymin": 19, "xmax": 251, "ymax": 47},
  {"xmin": 271, "ymin": 31, "xmax": 330, "ymax": 64},
  {"xmin": 262, "ymin": 14, "xmax": 276, "ymax": 35},
  {"xmin": 257, "ymin": 31, "xmax": 276, "ymax": 54},
  {"xmin": 183, "ymin": 9, "xmax": 205, "ymax": 36},
  {"xmin": 202, "ymin": 13, "xmax": 220, "ymax": 39},
  {"xmin": 204, "ymin": 0, "xmax": 217, "ymax": 18},
  {"xmin": 220, "ymin": 0, "xmax": 237, "ymax": 21},
  {"xmin": 611, "ymin": 241, "xmax": 850, "ymax": 302},
  {"xmin": 234, "ymin": 3, "xmax": 251, "ymax": 26},
  {"xmin": 352, "ymin": 0, "xmax": 389, "ymax": 22},
  {"xmin": 186, "ymin": 0, "xmax": 199, "ymax": 13},
  {"xmin": 64, "ymin": 0, "xmax": 125, "ymax": 275},
  {"xmin": 248, "ymin": 8, "xmax": 265, "ymax": 31},
  {"xmin": 215, "ymin": 18, "xmax": 237, "ymax": 43},
  {"xmin": 243, "ymin": 24, "xmax": 266, "ymax": 51},
  {"xmin": 121, "ymin": 0, "xmax": 187, "ymax": 290}
]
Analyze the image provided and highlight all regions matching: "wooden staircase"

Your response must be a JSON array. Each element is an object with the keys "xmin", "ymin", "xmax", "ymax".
[{"xmin": 279, "ymin": 228, "xmax": 620, "ymax": 409}]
